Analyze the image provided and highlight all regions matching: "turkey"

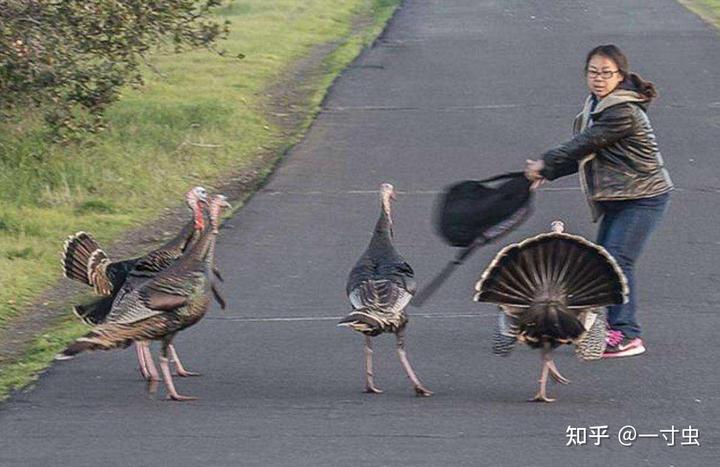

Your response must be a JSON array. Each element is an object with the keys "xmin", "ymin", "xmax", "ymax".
[
  {"xmin": 62, "ymin": 186, "xmax": 209, "ymax": 302},
  {"xmin": 63, "ymin": 186, "xmax": 226, "ymax": 380},
  {"xmin": 56, "ymin": 194, "xmax": 232, "ymax": 401},
  {"xmin": 474, "ymin": 221, "xmax": 628, "ymax": 402},
  {"xmin": 339, "ymin": 183, "xmax": 432, "ymax": 397}
]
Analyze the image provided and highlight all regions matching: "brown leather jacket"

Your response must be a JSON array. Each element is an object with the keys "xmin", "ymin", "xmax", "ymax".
[{"xmin": 540, "ymin": 81, "xmax": 673, "ymax": 221}]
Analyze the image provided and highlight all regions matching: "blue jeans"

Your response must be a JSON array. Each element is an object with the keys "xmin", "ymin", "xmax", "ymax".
[{"xmin": 596, "ymin": 192, "xmax": 670, "ymax": 338}]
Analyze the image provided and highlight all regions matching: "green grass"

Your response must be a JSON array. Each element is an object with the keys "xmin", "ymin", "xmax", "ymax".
[
  {"xmin": 0, "ymin": 319, "xmax": 87, "ymax": 398},
  {"xmin": 0, "ymin": 0, "xmax": 400, "ymax": 398},
  {"xmin": 680, "ymin": 0, "xmax": 720, "ymax": 27}
]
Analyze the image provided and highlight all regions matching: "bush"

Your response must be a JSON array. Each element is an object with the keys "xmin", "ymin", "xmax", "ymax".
[{"xmin": 0, "ymin": 0, "xmax": 231, "ymax": 138}]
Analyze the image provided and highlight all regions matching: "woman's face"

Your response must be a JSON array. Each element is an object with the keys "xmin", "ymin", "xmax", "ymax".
[{"xmin": 586, "ymin": 54, "xmax": 624, "ymax": 99}]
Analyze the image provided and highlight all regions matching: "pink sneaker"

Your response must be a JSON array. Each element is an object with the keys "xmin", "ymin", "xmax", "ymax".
[
  {"xmin": 603, "ymin": 333, "xmax": 646, "ymax": 358},
  {"xmin": 605, "ymin": 329, "xmax": 623, "ymax": 347}
]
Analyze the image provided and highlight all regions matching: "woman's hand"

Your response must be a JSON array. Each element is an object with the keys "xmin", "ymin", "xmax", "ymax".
[
  {"xmin": 525, "ymin": 159, "xmax": 545, "ymax": 180},
  {"xmin": 525, "ymin": 159, "xmax": 546, "ymax": 190}
]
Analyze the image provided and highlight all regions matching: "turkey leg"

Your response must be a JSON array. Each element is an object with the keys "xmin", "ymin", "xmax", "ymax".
[
  {"xmin": 169, "ymin": 344, "xmax": 200, "ymax": 377},
  {"xmin": 530, "ymin": 347, "xmax": 556, "ymax": 402},
  {"xmin": 395, "ymin": 329, "xmax": 432, "ymax": 397},
  {"xmin": 211, "ymin": 284, "xmax": 226, "ymax": 310},
  {"xmin": 364, "ymin": 336, "xmax": 383, "ymax": 394},
  {"xmin": 546, "ymin": 359, "xmax": 570, "ymax": 385},
  {"xmin": 159, "ymin": 338, "xmax": 197, "ymax": 401},
  {"xmin": 137, "ymin": 342, "xmax": 160, "ymax": 382},
  {"xmin": 136, "ymin": 343, "xmax": 150, "ymax": 379}
]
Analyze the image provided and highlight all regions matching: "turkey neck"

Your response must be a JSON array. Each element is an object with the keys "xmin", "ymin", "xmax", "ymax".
[
  {"xmin": 183, "ymin": 222, "xmax": 216, "ymax": 267},
  {"xmin": 166, "ymin": 199, "xmax": 203, "ymax": 252},
  {"xmin": 164, "ymin": 217, "xmax": 198, "ymax": 253},
  {"xmin": 129, "ymin": 203, "xmax": 202, "ymax": 277},
  {"xmin": 368, "ymin": 198, "xmax": 395, "ymax": 254},
  {"xmin": 201, "ymin": 228, "xmax": 219, "ymax": 268},
  {"xmin": 177, "ymin": 203, "xmax": 208, "ymax": 258}
]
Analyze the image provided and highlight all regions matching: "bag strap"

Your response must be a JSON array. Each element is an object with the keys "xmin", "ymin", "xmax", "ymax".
[
  {"xmin": 412, "ymin": 241, "xmax": 482, "ymax": 307},
  {"xmin": 477, "ymin": 171, "xmax": 527, "ymax": 184}
]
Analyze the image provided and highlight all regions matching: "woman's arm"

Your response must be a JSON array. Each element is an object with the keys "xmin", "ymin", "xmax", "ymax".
[{"xmin": 539, "ymin": 104, "xmax": 636, "ymax": 181}]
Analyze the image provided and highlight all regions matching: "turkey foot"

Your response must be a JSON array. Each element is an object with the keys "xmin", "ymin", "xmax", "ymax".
[
  {"xmin": 396, "ymin": 331, "xmax": 432, "ymax": 397},
  {"xmin": 146, "ymin": 380, "xmax": 159, "ymax": 396},
  {"xmin": 159, "ymin": 356, "xmax": 197, "ymax": 401},
  {"xmin": 529, "ymin": 392, "xmax": 556, "ymax": 403},
  {"xmin": 169, "ymin": 345, "xmax": 201, "ymax": 377},
  {"xmin": 529, "ymin": 355, "xmax": 555, "ymax": 403},
  {"xmin": 547, "ymin": 360, "xmax": 570, "ymax": 385}
]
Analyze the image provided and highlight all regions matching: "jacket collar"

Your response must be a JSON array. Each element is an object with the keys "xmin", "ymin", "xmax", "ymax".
[
  {"xmin": 577, "ymin": 88, "xmax": 647, "ymax": 132},
  {"xmin": 592, "ymin": 89, "xmax": 647, "ymax": 114}
]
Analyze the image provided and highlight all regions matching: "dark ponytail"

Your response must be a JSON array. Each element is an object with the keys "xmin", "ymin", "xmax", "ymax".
[
  {"xmin": 627, "ymin": 72, "xmax": 658, "ymax": 101},
  {"xmin": 585, "ymin": 44, "xmax": 658, "ymax": 101}
]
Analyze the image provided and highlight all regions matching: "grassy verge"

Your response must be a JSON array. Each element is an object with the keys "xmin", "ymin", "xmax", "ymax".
[
  {"xmin": 679, "ymin": 0, "xmax": 720, "ymax": 27},
  {"xmin": 0, "ymin": 318, "xmax": 87, "ymax": 397},
  {"xmin": 0, "ymin": 0, "xmax": 401, "ymax": 399}
]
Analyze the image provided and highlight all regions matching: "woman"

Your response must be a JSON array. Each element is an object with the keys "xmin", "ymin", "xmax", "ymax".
[{"xmin": 525, "ymin": 44, "xmax": 673, "ymax": 358}]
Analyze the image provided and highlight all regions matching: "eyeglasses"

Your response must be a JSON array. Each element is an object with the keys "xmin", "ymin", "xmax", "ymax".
[{"xmin": 586, "ymin": 69, "xmax": 621, "ymax": 80}]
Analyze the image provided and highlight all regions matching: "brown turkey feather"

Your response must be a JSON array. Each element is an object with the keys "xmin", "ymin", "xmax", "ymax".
[
  {"xmin": 474, "ymin": 232, "xmax": 628, "ymax": 308},
  {"xmin": 62, "ymin": 232, "xmax": 105, "ymax": 286},
  {"xmin": 476, "ymin": 226, "xmax": 622, "ymax": 400}
]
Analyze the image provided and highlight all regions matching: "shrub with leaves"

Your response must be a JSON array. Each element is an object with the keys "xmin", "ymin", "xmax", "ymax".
[{"xmin": 0, "ymin": 0, "xmax": 230, "ymax": 138}]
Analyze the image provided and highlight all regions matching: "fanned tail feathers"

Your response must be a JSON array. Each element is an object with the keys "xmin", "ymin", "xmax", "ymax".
[
  {"xmin": 62, "ymin": 232, "xmax": 113, "ymax": 295},
  {"xmin": 475, "ymin": 231, "xmax": 627, "ymax": 346},
  {"xmin": 474, "ymin": 232, "xmax": 628, "ymax": 308}
]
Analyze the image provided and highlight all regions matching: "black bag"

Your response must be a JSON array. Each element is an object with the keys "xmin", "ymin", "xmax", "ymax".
[
  {"xmin": 435, "ymin": 172, "xmax": 533, "ymax": 247},
  {"xmin": 413, "ymin": 172, "xmax": 533, "ymax": 307}
]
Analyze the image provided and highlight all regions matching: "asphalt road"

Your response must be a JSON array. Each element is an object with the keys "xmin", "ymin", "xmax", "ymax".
[{"xmin": 2, "ymin": 1, "xmax": 719, "ymax": 465}]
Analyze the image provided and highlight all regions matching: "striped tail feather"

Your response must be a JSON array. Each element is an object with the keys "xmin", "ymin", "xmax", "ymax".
[
  {"xmin": 338, "ymin": 308, "xmax": 407, "ymax": 336},
  {"xmin": 62, "ymin": 232, "xmax": 114, "ymax": 295},
  {"xmin": 338, "ymin": 310, "xmax": 380, "ymax": 335},
  {"xmin": 474, "ymin": 232, "xmax": 628, "ymax": 308},
  {"xmin": 55, "ymin": 340, "xmax": 98, "ymax": 360},
  {"xmin": 55, "ymin": 330, "xmax": 132, "ymax": 360},
  {"xmin": 341, "ymin": 280, "xmax": 412, "ymax": 336}
]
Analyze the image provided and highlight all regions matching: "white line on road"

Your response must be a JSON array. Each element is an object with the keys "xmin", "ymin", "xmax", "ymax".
[
  {"xmin": 261, "ymin": 186, "xmax": 716, "ymax": 196},
  {"xmin": 206, "ymin": 312, "xmax": 495, "ymax": 323},
  {"xmin": 323, "ymin": 102, "xmax": 720, "ymax": 112},
  {"xmin": 262, "ymin": 187, "xmax": 584, "ymax": 196}
]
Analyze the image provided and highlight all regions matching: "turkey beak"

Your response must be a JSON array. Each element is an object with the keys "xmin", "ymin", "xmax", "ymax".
[
  {"xmin": 390, "ymin": 191, "xmax": 397, "ymax": 201},
  {"xmin": 221, "ymin": 200, "xmax": 232, "ymax": 209}
]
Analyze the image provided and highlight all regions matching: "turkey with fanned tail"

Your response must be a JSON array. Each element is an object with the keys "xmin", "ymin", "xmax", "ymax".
[
  {"xmin": 63, "ymin": 186, "xmax": 226, "ymax": 381},
  {"xmin": 474, "ymin": 220, "xmax": 628, "ymax": 402},
  {"xmin": 339, "ymin": 183, "xmax": 431, "ymax": 397},
  {"xmin": 56, "ymin": 194, "xmax": 232, "ymax": 401},
  {"xmin": 62, "ymin": 187, "xmax": 210, "ymax": 303}
]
